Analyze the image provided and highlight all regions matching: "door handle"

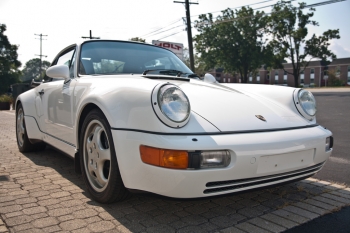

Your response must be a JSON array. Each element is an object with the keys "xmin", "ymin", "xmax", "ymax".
[{"xmin": 38, "ymin": 89, "xmax": 44, "ymax": 95}]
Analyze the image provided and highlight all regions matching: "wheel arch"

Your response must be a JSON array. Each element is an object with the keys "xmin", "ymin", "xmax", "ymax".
[{"xmin": 76, "ymin": 103, "xmax": 109, "ymax": 151}]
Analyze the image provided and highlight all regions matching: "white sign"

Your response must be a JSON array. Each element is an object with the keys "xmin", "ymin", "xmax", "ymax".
[{"xmin": 152, "ymin": 40, "xmax": 184, "ymax": 60}]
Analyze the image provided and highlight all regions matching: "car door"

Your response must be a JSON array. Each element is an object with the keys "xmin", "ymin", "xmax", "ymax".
[{"xmin": 40, "ymin": 47, "xmax": 77, "ymax": 146}]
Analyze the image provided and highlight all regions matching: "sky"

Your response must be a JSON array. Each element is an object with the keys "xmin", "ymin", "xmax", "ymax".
[{"xmin": 0, "ymin": 0, "xmax": 349, "ymax": 68}]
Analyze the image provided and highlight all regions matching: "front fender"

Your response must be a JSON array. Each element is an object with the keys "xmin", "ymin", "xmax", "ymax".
[{"xmin": 73, "ymin": 78, "xmax": 219, "ymax": 149}]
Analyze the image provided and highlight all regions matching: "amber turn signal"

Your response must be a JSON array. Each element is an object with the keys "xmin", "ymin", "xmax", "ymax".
[{"xmin": 140, "ymin": 145, "xmax": 188, "ymax": 169}]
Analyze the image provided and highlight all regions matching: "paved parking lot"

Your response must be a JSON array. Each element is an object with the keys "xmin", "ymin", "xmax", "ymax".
[{"xmin": 1, "ymin": 110, "xmax": 350, "ymax": 233}]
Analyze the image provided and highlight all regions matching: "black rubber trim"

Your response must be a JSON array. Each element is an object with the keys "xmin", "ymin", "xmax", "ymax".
[
  {"xmin": 204, "ymin": 173, "xmax": 316, "ymax": 194},
  {"xmin": 330, "ymin": 136, "xmax": 334, "ymax": 149},
  {"xmin": 111, "ymin": 124, "xmax": 319, "ymax": 136},
  {"xmin": 25, "ymin": 115, "xmax": 76, "ymax": 147},
  {"xmin": 203, "ymin": 163, "xmax": 324, "ymax": 194},
  {"xmin": 206, "ymin": 162, "xmax": 325, "ymax": 188}
]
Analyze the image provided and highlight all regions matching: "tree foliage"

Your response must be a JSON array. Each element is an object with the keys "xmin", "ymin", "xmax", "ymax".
[
  {"xmin": 21, "ymin": 58, "xmax": 51, "ymax": 82},
  {"xmin": 183, "ymin": 48, "xmax": 207, "ymax": 77},
  {"xmin": 129, "ymin": 37, "xmax": 146, "ymax": 43},
  {"xmin": 0, "ymin": 24, "xmax": 21, "ymax": 94},
  {"xmin": 268, "ymin": 1, "xmax": 340, "ymax": 87},
  {"xmin": 326, "ymin": 69, "xmax": 344, "ymax": 86},
  {"xmin": 194, "ymin": 7, "xmax": 270, "ymax": 83}
]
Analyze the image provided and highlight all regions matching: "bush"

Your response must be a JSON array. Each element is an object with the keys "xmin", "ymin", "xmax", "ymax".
[
  {"xmin": 0, "ymin": 94, "xmax": 13, "ymax": 103},
  {"xmin": 327, "ymin": 70, "xmax": 344, "ymax": 86}
]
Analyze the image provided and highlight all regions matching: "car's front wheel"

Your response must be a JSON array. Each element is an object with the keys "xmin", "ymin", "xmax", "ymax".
[{"xmin": 80, "ymin": 109, "xmax": 129, "ymax": 203}]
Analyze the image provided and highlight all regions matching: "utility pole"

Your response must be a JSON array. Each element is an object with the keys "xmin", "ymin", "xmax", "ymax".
[
  {"xmin": 82, "ymin": 30, "xmax": 100, "ymax": 39},
  {"xmin": 34, "ymin": 33, "xmax": 48, "ymax": 80},
  {"xmin": 174, "ymin": 0, "xmax": 198, "ymax": 72}
]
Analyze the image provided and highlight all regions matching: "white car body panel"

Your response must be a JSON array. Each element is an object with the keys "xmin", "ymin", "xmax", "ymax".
[
  {"xmin": 15, "ymin": 40, "xmax": 332, "ymax": 199},
  {"xmin": 112, "ymin": 126, "xmax": 331, "ymax": 198}
]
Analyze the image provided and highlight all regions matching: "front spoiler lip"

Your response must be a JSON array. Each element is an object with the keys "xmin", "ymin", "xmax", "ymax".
[
  {"xmin": 111, "ymin": 124, "xmax": 319, "ymax": 136},
  {"xmin": 204, "ymin": 162, "xmax": 325, "ymax": 194},
  {"xmin": 127, "ymin": 173, "xmax": 316, "ymax": 200}
]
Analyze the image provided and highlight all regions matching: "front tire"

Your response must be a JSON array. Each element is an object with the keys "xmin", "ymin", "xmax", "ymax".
[{"xmin": 80, "ymin": 109, "xmax": 129, "ymax": 203}]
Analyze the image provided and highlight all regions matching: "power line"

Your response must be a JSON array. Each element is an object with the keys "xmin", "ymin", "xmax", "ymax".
[
  {"xmin": 141, "ymin": 0, "xmax": 276, "ymax": 38},
  {"xmin": 144, "ymin": 24, "xmax": 185, "ymax": 38},
  {"xmin": 195, "ymin": 0, "xmax": 346, "ymax": 27},
  {"xmin": 158, "ymin": 29, "xmax": 186, "ymax": 40},
  {"xmin": 190, "ymin": 0, "xmax": 274, "ymax": 17},
  {"xmin": 141, "ymin": 19, "xmax": 183, "ymax": 37}
]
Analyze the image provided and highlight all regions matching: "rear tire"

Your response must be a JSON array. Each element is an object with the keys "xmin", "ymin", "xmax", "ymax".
[
  {"xmin": 16, "ymin": 103, "xmax": 46, "ymax": 152},
  {"xmin": 79, "ymin": 109, "xmax": 129, "ymax": 203}
]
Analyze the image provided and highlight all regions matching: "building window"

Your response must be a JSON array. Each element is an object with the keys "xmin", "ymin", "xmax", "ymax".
[
  {"xmin": 228, "ymin": 78, "xmax": 231, "ymax": 83},
  {"xmin": 310, "ymin": 68, "xmax": 315, "ymax": 85},
  {"xmin": 336, "ymin": 66, "xmax": 341, "ymax": 77},
  {"xmin": 256, "ymin": 74, "xmax": 260, "ymax": 84},
  {"xmin": 223, "ymin": 78, "xmax": 226, "ymax": 82},
  {"xmin": 249, "ymin": 73, "xmax": 253, "ymax": 83},
  {"xmin": 348, "ymin": 65, "xmax": 350, "ymax": 84},
  {"xmin": 300, "ymin": 70, "xmax": 304, "ymax": 84},
  {"xmin": 275, "ymin": 70, "xmax": 279, "ymax": 84},
  {"xmin": 283, "ymin": 71, "xmax": 287, "ymax": 85}
]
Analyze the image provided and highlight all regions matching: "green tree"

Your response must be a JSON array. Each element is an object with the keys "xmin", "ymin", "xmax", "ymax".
[
  {"xmin": 268, "ymin": 1, "xmax": 340, "ymax": 87},
  {"xmin": 194, "ymin": 7, "xmax": 270, "ymax": 83},
  {"xmin": 326, "ymin": 69, "xmax": 343, "ymax": 87},
  {"xmin": 21, "ymin": 58, "xmax": 51, "ymax": 82},
  {"xmin": 183, "ymin": 48, "xmax": 207, "ymax": 77},
  {"xmin": 0, "ymin": 24, "xmax": 21, "ymax": 94},
  {"xmin": 129, "ymin": 37, "xmax": 146, "ymax": 43}
]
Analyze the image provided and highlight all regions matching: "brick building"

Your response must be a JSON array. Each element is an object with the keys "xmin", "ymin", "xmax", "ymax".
[{"xmin": 212, "ymin": 57, "xmax": 350, "ymax": 87}]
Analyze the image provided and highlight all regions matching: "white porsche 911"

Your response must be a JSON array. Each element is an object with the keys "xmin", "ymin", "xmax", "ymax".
[{"xmin": 15, "ymin": 40, "xmax": 333, "ymax": 203}]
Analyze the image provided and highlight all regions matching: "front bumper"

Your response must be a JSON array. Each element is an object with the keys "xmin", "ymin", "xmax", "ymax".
[{"xmin": 112, "ymin": 126, "xmax": 332, "ymax": 198}]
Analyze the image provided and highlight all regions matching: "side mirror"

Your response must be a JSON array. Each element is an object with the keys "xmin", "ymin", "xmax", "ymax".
[
  {"xmin": 204, "ymin": 73, "xmax": 217, "ymax": 84},
  {"xmin": 46, "ymin": 65, "xmax": 70, "ymax": 82}
]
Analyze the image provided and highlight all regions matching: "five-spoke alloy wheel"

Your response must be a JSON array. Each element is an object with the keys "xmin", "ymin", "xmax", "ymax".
[{"xmin": 80, "ymin": 109, "xmax": 129, "ymax": 203}]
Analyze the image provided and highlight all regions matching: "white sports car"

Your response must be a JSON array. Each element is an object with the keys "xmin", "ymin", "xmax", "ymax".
[{"xmin": 16, "ymin": 40, "xmax": 333, "ymax": 203}]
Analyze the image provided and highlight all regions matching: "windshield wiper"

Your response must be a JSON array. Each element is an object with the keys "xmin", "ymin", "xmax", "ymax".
[
  {"xmin": 142, "ymin": 69, "xmax": 183, "ymax": 76},
  {"xmin": 177, "ymin": 73, "xmax": 200, "ymax": 79},
  {"xmin": 143, "ymin": 69, "xmax": 200, "ymax": 79}
]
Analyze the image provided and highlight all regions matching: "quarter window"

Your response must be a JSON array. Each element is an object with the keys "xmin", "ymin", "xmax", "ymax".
[{"xmin": 57, "ymin": 49, "xmax": 75, "ymax": 67}]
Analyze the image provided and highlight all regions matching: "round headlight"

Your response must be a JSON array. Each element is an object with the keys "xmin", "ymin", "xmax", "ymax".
[
  {"xmin": 158, "ymin": 84, "xmax": 190, "ymax": 122},
  {"xmin": 298, "ymin": 89, "xmax": 317, "ymax": 116},
  {"xmin": 152, "ymin": 83, "xmax": 191, "ymax": 128}
]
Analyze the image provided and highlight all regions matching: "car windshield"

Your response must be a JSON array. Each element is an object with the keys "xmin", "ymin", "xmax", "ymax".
[{"xmin": 79, "ymin": 41, "xmax": 193, "ymax": 77}]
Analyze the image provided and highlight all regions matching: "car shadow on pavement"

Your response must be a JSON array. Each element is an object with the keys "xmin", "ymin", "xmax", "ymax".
[{"xmin": 15, "ymin": 145, "xmax": 350, "ymax": 233}]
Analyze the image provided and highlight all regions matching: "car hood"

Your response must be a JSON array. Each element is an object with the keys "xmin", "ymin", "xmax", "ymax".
[{"xmin": 177, "ymin": 81, "xmax": 310, "ymax": 132}]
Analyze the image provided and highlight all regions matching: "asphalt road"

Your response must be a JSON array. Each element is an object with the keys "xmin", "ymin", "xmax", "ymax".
[
  {"xmin": 285, "ymin": 91, "xmax": 350, "ymax": 233},
  {"xmin": 312, "ymin": 92, "xmax": 350, "ymax": 185}
]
